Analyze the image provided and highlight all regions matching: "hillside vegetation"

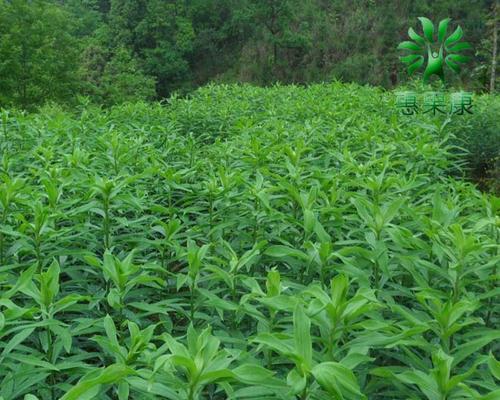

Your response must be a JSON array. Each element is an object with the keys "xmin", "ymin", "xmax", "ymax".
[
  {"xmin": 0, "ymin": 83, "xmax": 498, "ymax": 399},
  {"xmin": 0, "ymin": 0, "xmax": 497, "ymax": 108}
]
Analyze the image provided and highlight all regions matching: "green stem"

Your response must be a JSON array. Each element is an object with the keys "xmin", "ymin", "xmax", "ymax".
[
  {"xmin": 103, "ymin": 196, "xmax": 110, "ymax": 250},
  {"xmin": 300, "ymin": 376, "xmax": 308, "ymax": 400},
  {"xmin": 44, "ymin": 310, "xmax": 56, "ymax": 400},
  {"xmin": 320, "ymin": 262, "xmax": 325, "ymax": 289},
  {"xmin": 35, "ymin": 233, "xmax": 42, "ymax": 273},
  {"xmin": 253, "ymin": 197, "xmax": 259, "ymax": 242},
  {"xmin": 190, "ymin": 280, "xmax": 196, "ymax": 323},
  {"xmin": 209, "ymin": 192, "xmax": 213, "ymax": 234},
  {"xmin": 374, "ymin": 229, "xmax": 381, "ymax": 290},
  {"xmin": 0, "ymin": 209, "xmax": 8, "ymax": 266},
  {"xmin": 266, "ymin": 309, "xmax": 275, "ymax": 369}
]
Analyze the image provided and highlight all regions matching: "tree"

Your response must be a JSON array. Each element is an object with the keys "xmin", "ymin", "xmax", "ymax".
[
  {"xmin": 489, "ymin": 1, "xmax": 498, "ymax": 93},
  {"xmin": 100, "ymin": 47, "xmax": 157, "ymax": 105},
  {"xmin": 0, "ymin": 0, "xmax": 80, "ymax": 108},
  {"xmin": 106, "ymin": 0, "xmax": 196, "ymax": 98}
]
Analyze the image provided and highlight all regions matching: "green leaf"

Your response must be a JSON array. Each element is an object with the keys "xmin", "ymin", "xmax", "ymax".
[
  {"xmin": 117, "ymin": 381, "xmax": 129, "ymax": 400},
  {"xmin": 103, "ymin": 315, "xmax": 118, "ymax": 346},
  {"xmin": 41, "ymin": 259, "xmax": 60, "ymax": 307},
  {"xmin": 397, "ymin": 41, "xmax": 422, "ymax": 52},
  {"xmin": 258, "ymin": 294, "xmax": 297, "ymax": 311},
  {"xmin": 127, "ymin": 377, "xmax": 178, "ymax": 399},
  {"xmin": 400, "ymin": 54, "xmax": 422, "ymax": 64},
  {"xmin": 312, "ymin": 362, "xmax": 366, "ymax": 399},
  {"xmin": 0, "ymin": 327, "xmax": 35, "ymax": 361},
  {"xmin": 438, "ymin": 18, "xmax": 451, "ymax": 43},
  {"xmin": 170, "ymin": 355, "xmax": 197, "ymax": 376},
  {"xmin": 446, "ymin": 54, "xmax": 470, "ymax": 64},
  {"xmin": 445, "ymin": 26, "xmax": 464, "ymax": 47},
  {"xmin": 233, "ymin": 364, "xmax": 284, "ymax": 388},
  {"xmin": 418, "ymin": 17, "xmax": 435, "ymax": 42},
  {"xmin": 481, "ymin": 389, "xmax": 500, "ymax": 400},
  {"xmin": 303, "ymin": 209, "xmax": 315, "ymax": 235},
  {"xmin": 331, "ymin": 274, "xmax": 348, "ymax": 310},
  {"xmin": 266, "ymin": 269, "xmax": 281, "ymax": 297},
  {"xmin": 4, "ymin": 265, "xmax": 36, "ymax": 298},
  {"xmin": 452, "ymin": 330, "xmax": 500, "ymax": 367},
  {"xmin": 264, "ymin": 245, "xmax": 309, "ymax": 261},
  {"xmin": 383, "ymin": 198, "xmax": 405, "ymax": 225},
  {"xmin": 397, "ymin": 370, "xmax": 439, "ymax": 400},
  {"xmin": 314, "ymin": 220, "xmax": 331, "ymax": 242},
  {"xmin": 408, "ymin": 56, "xmax": 425, "ymax": 75},
  {"xmin": 445, "ymin": 56, "xmax": 461, "ymax": 73},
  {"xmin": 107, "ymin": 288, "xmax": 122, "ymax": 309},
  {"xmin": 253, "ymin": 333, "xmax": 295, "ymax": 357},
  {"xmin": 286, "ymin": 368, "xmax": 306, "ymax": 395},
  {"xmin": 447, "ymin": 42, "xmax": 471, "ymax": 52},
  {"xmin": 7, "ymin": 354, "xmax": 59, "ymax": 371},
  {"xmin": 408, "ymin": 27, "xmax": 425, "ymax": 46},
  {"xmin": 488, "ymin": 352, "xmax": 500, "ymax": 380},
  {"xmin": 61, "ymin": 364, "xmax": 136, "ymax": 400},
  {"xmin": 350, "ymin": 198, "xmax": 373, "ymax": 226},
  {"xmin": 50, "ymin": 325, "xmax": 72, "ymax": 353},
  {"xmin": 293, "ymin": 304, "xmax": 312, "ymax": 370},
  {"xmin": 198, "ymin": 369, "xmax": 234, "ymax": 385}
]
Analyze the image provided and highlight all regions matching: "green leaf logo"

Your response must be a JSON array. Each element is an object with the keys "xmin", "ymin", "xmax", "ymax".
[{"xmin": 398, "ymin": 17, "xmax": 472, "ymax": 83}]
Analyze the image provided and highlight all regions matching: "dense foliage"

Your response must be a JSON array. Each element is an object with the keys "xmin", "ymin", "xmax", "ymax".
[
  {"xmin": 0, "ymin": 0, "xmax": 79, "ymax": 107},
  {"xmin": 0, "ymin": 83, "xmax": 498, "ymax": 399},
  {"xmin": 0, "ymin": 0, "xmax": 498, "ymax": 108},
  {"xmin": 450, "ymin": 95, "xmax": 500, "ymax": 192}
]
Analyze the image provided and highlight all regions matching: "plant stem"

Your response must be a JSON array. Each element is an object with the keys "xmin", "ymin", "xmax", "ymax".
[
  {"xmin": 103, "ymin": 195, "xmax": 110, "ymax": 250},
  {"xmin": 0, "ymin": 209, "xmax": 8, "ymax": 266},
  {"xmin": 300, "ymin": 377, "xmax": 308, "ymax": 400},
  {"xmin": 190, "ymin": 280, "xmax": 196, "ymax": 323}
]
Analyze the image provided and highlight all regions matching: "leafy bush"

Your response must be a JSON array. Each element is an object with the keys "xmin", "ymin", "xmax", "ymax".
[
  {"xmin": 450, "ymin": 94, "xmax": 500, "ymax": 193},
  {"xmin": 0, "ymin": 83, "xmax": 498, "ymax": 400}
]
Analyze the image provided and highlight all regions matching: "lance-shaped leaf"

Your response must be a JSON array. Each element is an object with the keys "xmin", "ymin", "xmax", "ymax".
[
  {"xmin": 293, "ymin": 304, "xmax": 312, "ymax": 371},
  {"xmin": 447, "ymin": 42, "xmax": 472, "ymax": 52},
  {"xmin": 398, "ymin": 41, "xmax": 422, "ymax": 52},
  {"xmin": 447, "ymin": 54, "xmax": 470, "ymax": 64},
  {"xmin": 0, "ymin": 327, "xmax": 35, "ymax": 362},
  {"xmin": 445, "ymin": 26, "xmax": 464, "ymax": 47},
  {"xmin": 397, "ymin": 370, "xmax": 439, "ymax": 400},
  {"xmin": 445, "ymin": 56, "xmax": 461, "ymax": 73},
  {"xmin": 266, "ymin": 269, "xmax": 281, "ymax": 297},
  {"xmin": 488, "ymin": 352, "xmax": 500, "ymax": 380},
  {"xmin": 400, "ymin": 54, "xmax": 422, "ymax": 65},
  {"xmin": 408, "ymin": 27, "xmax": 425, "ymax": 46},
  {"xmin": 61, "ymin": 364, "xmax": 136, "ymax": 400},
  {"xmin": 418, "ymin": 17, "xmax": 435, "ymax": 42},
  {"xmin": 312, "ymin": 362, "xmax": 366, "ymax": 399},
  {"xmin": 253, "ymin": 333, "xmax": 297, "ymax": 359},
  {"xmin": 40, "ymin": 260, "xmax": 60, "ymax": 308},
  {"xmin": 287, "ymin": 368, "xmax": 307, "ymax": 395},
  {"xmin": 265, "ymin": 245, "xmax": 309, "ymax": 261},
  {"xmin": 452, "ymin": 330, "xmax": 500, "ymax": 367},
  {"xmin": 233, "ymin": 364, "xmax": 285, "ymax": 389},
  {"xmin": 408, "ymin": 56, "xmax": 424, "ymax": 75},
  {"xmin": 438, "ymin": 18, "xmax": 451, "ymax": 43}
]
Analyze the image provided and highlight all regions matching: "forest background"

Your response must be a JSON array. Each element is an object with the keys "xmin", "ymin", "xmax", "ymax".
[{"xmin": 0, "ymin": 0, "xmax": 498, "ymax": 109}]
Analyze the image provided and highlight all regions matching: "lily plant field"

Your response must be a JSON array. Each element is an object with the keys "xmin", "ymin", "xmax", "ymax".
[{"xmin": 0, "ymin": 83, "xmax": 498, "ymax": 400}]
